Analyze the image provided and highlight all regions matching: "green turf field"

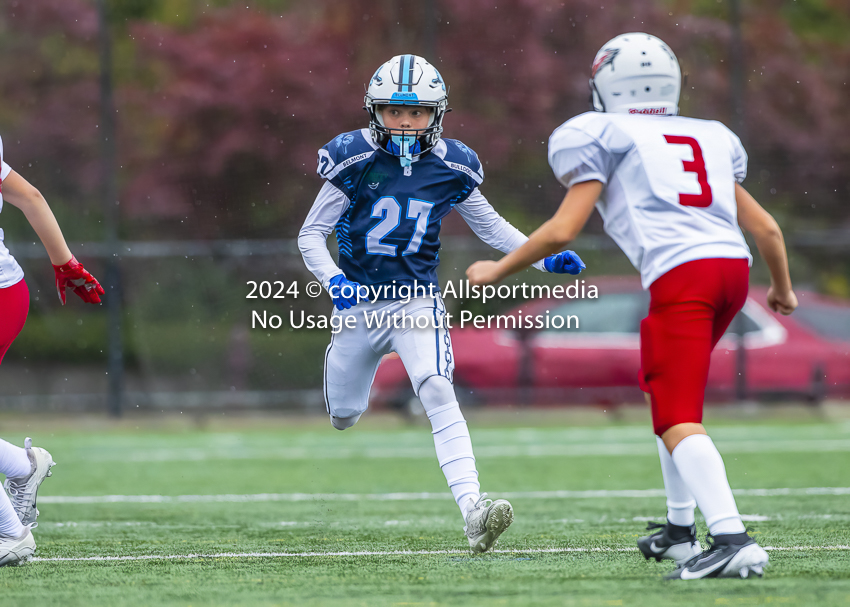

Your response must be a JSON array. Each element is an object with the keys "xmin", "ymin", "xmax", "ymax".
[{"xmin": 0, "ymin": 410, "xmax": 848, "ymax": 606}]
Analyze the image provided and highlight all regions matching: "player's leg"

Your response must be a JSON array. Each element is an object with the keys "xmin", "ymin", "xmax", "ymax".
[
  {"xmin": 417, "ymin": 376, "xmax": 480, "ymax": 515},
  {"xmin": 391, "ymin": 296, "xmax": 512, "ymax": 552},
  {"xmin": 0, "ymin": 279, "xmax": 40, "ymax": 566},
  {"xmin": 658, "ymin": 259, "xmax": 748, "ymax": 541},
  {"xmin": 391, "ymin": 296, "xmax": 477, "ymax": 513},
  {"xmin": 2, "ymin": 437, "xmax": 56, "ymax": 526},
  {"xmin": 0, "ymin": 438, "xmax": 30, "ymax": 480},
  {"xmin": 323, "ymin": 305, "xmax": 384, "ymax": 430},
  {"xmin": 637, "ymin": 396, "xmax": 701, "ymax": 563},
  {"xmin": 666, "ymin": 259, "xmax": 766, "ymax": 579},
  {"xmin": 638, "ymin": 289, "xmax": 704, "ymax": 564},
  {"xmin": 0, "ymin": 472, "xmax": 36, "ymax": 568},
  {"xmin": 643, "ymin": 259, "xmax": 767, "ymax": 579}
]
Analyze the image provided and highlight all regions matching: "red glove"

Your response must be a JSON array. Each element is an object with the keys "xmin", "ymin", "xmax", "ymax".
[{"xmin": 52, "ymin": 256, "xmax": 105, "ymax": 305}]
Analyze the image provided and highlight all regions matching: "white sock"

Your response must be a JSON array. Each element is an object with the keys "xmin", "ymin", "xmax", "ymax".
[
  {"xmin": 0, "ymin": 491, "xmax": 23, "ymax": 538},
  {"xmin": 426, "ymin": 402, "xmax": 480, "ymax": 520},
  {"xmin": 671, "ymin": 434, "xmax": 746, "ymax": 535},
  {"xmin": 418, "ymin": 377, "xmax": 481, "ymax": 521},
  {"xmin": 656, "ymin": 436, "xmax": 695, "ymax": 527},
  {"xmin": 458, "ymin": 496, "xmax": 476, "ymax": 520},
  {"xmin": 0, "ymin": 438, "xmax": 30, "ymax": 479}
]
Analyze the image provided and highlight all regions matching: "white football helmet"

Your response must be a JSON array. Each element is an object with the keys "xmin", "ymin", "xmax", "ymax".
[
  {"xmin": 364, "ymin": 54, "xmax": 449, "ymax": 160},
  {"xmin": 590, "ymin": 33, "xmax": 681, "ymax": 116}
]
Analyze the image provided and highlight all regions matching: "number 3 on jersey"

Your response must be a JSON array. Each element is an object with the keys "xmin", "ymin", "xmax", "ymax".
[
  {"xmin": 366, "ymin": 196, "xmax": 435, "ymax": 256},
  {"xmin": 664, "ymin": 135, "xmax": 713, "ymax": 208}
]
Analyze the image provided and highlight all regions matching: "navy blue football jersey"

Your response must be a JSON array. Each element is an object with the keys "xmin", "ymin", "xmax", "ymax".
[{"xmin": 317, "ymin": 128, "xmax": 484, "ymax": 291}]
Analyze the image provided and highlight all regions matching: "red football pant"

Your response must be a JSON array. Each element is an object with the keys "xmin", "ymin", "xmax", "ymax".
[
  {"xmin": 639, "ymin": 258, "xmax": 749, "ymax": 436},
  {"xmin": 0, "ymin": 279, "xmax": 29, "ymax": 365}
]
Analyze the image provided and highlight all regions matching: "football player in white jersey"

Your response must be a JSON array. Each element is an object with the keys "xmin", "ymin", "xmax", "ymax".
[
  {"xmin": 299, "ymin": 54, "xmax": 587, "ymax": 552},
  {"xmin": 0, "ymin": 136, "xmax": 104, "ymax": 565},
  {"xmin": 467, "ymin": 33, "xmax": 797, "ymax": 579}
]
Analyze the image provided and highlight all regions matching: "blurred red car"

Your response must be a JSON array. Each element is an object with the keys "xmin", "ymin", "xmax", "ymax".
[{"xmin": 371, "ymin": 276, "xmax": 850, "ymax": 409}]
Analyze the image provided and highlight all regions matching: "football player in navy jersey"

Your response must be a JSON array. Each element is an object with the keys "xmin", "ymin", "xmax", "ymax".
[{"xmin": 298, "ymin": 54, "xmax": 585, "ymax": 552}]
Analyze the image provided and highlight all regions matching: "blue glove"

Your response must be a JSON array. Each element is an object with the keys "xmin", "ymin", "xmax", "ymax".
[
  {"xmin": 327, "ymin": 274, "xmax": 362, "ymax": 310},
  {"xmin": 544, "ymin": 250, "xmax": 586, "ymax": 275}
]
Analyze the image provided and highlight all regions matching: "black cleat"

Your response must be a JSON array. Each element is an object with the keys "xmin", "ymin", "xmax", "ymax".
[
  {"xmin": 637, "ymin": 521, "xmax": 702, "ymax": 564},
  {"xmin": 666, "ymin": 532, "xmax": 769, "ymax": 580}
]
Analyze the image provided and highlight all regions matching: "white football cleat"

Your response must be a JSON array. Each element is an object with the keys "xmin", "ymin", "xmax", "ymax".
[
  {"xmin": 0, "ymin": 525, "xmax": 36, "ymax": 567},
  {"xmin": 666, "ymin": 533, "xmax": 769, "ymax": 580},
  {"xmin": 4, "ymin": 437, "xmax": 56, "ymax": 525},
  {"xmin": 464, "ymin": 493, "xmax": 514, "ymax": 553},
  {"xmin": 637, "ymin": 521, "xmax": 702, "ymax": 564}
]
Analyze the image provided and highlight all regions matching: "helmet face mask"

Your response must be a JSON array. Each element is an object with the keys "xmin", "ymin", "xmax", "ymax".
[
  {"xmin": 365, "ymin": 54, "xmax": 449, "ymax": 162},
  {"xmin": 589, "ymin": 33, "xmax": 682, "ymax": 116}
]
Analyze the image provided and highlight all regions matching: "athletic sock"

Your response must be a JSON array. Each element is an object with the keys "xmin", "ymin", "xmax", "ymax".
[
  {"xmin": 710, "ymin": 517, "xmax": 748, "ymax": 536},
  {"xmin": 0, "ymin": 439, "xmax": 30, "ymax": 479},
  {"xmin": 426, "ymin": 402, "xmax": 480, "ymax": 520},
  {"xmin": 0, "ymin": 491, "xmax": 23, "ymax": 538},
  {"xmin": 655, "ymin": 436, "xmax": 696, "ymax": 527},
  {"xmin": 671, "ymin": 434, "xmax": 746, "ymax": 536}
]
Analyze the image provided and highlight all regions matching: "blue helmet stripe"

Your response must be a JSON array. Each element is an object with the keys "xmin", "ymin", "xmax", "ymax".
[
  {"xmin": 405, "ymin": 55, "xmax": 414, "ymax": 91},
  {"xmin": 397, "ymin": 54, "xmax": 415, "ymax": 93}
]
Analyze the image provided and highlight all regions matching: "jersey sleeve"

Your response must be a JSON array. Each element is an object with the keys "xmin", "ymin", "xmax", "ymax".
[
  {"xmin": 438, "ymin": 139, "xmax": 485, "ymax": 193},
  {"xmin": 548, "ymin": 125, "xmax": 616, "ymax": 189},
  {"xmin": 316, "ymin": 130, "xmax": 377, "ymax": 195},
  {"xmin": 454, "ymin": 188, "xmax": 545, "ymax": 271},
  {"xmin": 298, "ymin": 181, "xmax": 351, "ymax": 290},
  {"xmin": 723, "ymin": 125, "xmax": 748, "ymax": 183},
  {"xmin": 0, "ymin": 136, "xmax": 11, "ymax": 182}
]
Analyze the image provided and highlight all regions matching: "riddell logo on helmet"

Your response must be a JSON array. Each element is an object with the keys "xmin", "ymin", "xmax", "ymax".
[{"xmin": 629, "ymin": 107, "xmax": 667, "ymax": 115}]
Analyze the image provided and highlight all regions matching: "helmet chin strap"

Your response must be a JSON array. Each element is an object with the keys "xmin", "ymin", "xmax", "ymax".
[{"xmin": 590, "ymin": 79, "xmax": 606, "ymax": 112}]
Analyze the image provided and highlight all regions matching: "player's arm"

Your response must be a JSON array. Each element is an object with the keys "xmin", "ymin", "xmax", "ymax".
[
  {"xmin": 456, "ymin": 189, "xmax": 586, "ymax": 275},
  {"xmin": 466, "ymin": 180, "xmax": 602, "ymax": 286},
  {"xmin": 735, "ymin": 183, "xmax": 797, "ymax": 315},
  {"xmin": 455, "ymin": 189, "xmax": 546, "ymax": 271},
  {"xmin": 297, "ymin": 181, "xmax": 346, "ymax": 287},
  {"xmin": 2, "ymin": 170, "xmax": 72, "ymax": 265},
  {"xmin": 297, "ymin": 181, "xmax": 360, "ymax": 309},
  {"xmin": 1, "ymin": 170, "xmax": 104, "ymax": 304}
]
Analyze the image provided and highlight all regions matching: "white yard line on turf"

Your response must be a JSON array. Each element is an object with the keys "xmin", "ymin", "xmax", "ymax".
[
  {"xmin": 105, "ymin": 439, "xmax": 850, "ymax": 462},
  {"xmin": 39, "ymin": 487, "xmax": 850, "ymax": 504},
  {"xmin": 29, "ymin": 546, "xmax": 850, "ymax": 563},
  {"xmin": 43, "ymin": 521, "xmax": 241, "ymax": 529},
  {"xmin": 38, "ymin": 513, "xmax": 847, "ymax": 529}
]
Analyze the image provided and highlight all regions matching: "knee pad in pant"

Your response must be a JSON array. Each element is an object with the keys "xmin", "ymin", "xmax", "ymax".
[{"xmin": 331, "ymin": 413, "xmax": 361, "ymax": 431}]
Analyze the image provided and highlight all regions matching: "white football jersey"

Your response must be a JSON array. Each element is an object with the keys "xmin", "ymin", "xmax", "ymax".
[
  {"xmin": 0, "ymin": 136, "xmax": 25, "ymax": 288},
  {"xmin": 549, "ymin": 112, "xmax": 752, "ymax": 288}
]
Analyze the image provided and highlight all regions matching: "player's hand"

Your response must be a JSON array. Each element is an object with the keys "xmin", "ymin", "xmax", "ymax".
[
  {"xmin": 466, "ymin": 260, "xmax": 504, "ymax": 287},
  {"xmin": 543, "ymin": 250, "xmax": 586, "ymax": 275},
  {"xmin": 767, "ymin": 286, "xmax": 798, "ymax": 315},
  {"xmin": 327, "ymin": 274, "xmax": 362, "ymax": 310},
  {"xmin": 53, "ymin": 256, "xmax": 105, "ymax": 305}
]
